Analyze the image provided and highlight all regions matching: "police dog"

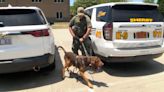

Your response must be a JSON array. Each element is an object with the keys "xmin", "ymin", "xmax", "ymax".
[{"xmin": 58, "ymin": 46, "xmax": 104, "ymax": 88}]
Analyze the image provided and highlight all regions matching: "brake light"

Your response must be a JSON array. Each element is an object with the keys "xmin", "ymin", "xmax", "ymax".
[
  {"xmin": 42, "ymin": 29, "xmax": 49, "ymax": 36},
  {"xmin": 103, "ymin": 23, "xmax": 113, "ymax": 40},
  {"xmin": 22, "ymin": 29, "xmax": 49, "ymax": 37}
]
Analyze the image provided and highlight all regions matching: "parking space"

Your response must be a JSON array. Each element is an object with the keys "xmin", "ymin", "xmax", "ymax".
[{"xmin": 0, "ymin": 29, "xmax": 163, "ymax": 92}]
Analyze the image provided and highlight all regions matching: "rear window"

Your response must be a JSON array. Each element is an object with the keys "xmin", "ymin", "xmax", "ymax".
[
  {"xmin": 0, "ymin": 9, "xmax": 46, "ymax": 27},
  {"xmin": 96, "ymin": 6, "xmax": 111, "ymax": 22},
  {"xmin": 112, "ymin": 5, "xmax": 163, "ymax": 22}
]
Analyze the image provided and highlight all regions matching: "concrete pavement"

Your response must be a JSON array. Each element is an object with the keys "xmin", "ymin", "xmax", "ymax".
[{"xmin": 0, "ymin": 29, "xmax": 163, "ymax": 92}]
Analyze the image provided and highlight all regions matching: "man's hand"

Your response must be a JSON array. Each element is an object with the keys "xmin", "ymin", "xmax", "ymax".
[{"xmin": 79, "ymin": 38, "xmax": 84, "ymax": 43}]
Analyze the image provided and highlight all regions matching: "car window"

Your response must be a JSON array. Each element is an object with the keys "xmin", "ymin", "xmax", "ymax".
[
  {"xmin": 0, "ymin": 9, "xmax": 46, "ymax": 27},
  {"xmin": 85, "ymin": 9, "xmax": 93, "ymax": 18},
  {"xmin": 96, "ymin": 6, "xmax": 111, "ymax": 22},
  {"xmin": 112, "ymin": 5, "xmax": 163, "ymax": 22}
]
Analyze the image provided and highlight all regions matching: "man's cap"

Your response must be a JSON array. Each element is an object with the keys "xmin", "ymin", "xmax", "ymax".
[{"xmin": 77, "ymin": 7, "xmax": 85, "ymax": 16}]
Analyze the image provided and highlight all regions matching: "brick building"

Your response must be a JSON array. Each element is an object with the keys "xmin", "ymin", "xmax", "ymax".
[{"xmin": 0, "ymin": 0, "xmax": 70, "ymax": 23}]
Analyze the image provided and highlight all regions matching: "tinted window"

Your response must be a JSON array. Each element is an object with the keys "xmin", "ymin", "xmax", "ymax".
[
  {"xmin": 96, "ymin": 6, "xmax": 111, "ymax": 22},
  {"xmin": 112, "ymin": 5, "xmax": 163, "ymax": 22},
  {"xmin": 0, "ymin": 9, "xmax": 46, "ymax": 26},
  {"xmin": 85, "ymin": 9, "xmax": 93, "ymax": 18}
]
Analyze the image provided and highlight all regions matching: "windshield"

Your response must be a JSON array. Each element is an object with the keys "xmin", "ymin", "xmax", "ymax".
[
  {"xmin": 112, "ymin": 5, "xmax": 163, "ymax": 22},
  {"xmin": 0, "ymin": 9, "xmax": 46, "ymax": 27}
]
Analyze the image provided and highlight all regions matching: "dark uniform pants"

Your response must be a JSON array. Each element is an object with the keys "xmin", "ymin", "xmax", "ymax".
[{"xmin": 72, "ymin": 37, "xmax": 92, "ymax": 56}]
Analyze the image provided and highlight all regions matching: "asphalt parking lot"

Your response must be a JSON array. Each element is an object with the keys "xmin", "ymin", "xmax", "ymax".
[{"xmin": 0, "ymin": 29, "xmax": 163, "ymax": 92}]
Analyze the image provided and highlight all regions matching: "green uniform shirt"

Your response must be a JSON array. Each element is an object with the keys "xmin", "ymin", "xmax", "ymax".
[{"xmin": 69, "ymin": 15, "xmax": 92, "ymax": 37}]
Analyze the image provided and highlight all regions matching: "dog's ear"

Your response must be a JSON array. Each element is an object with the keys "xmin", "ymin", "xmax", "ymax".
[{"xmin": 95, "ymin": 57, "xmax": 104, "ymax": 66}]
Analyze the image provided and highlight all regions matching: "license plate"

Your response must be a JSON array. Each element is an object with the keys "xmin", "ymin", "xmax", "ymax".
[
  {"xmin": 0, "ymin": 37, "xmax": 12, "ymax": 45},
  {"xmin": 135, "ymin": 32, "xmax": 148, "ymax": 39}
]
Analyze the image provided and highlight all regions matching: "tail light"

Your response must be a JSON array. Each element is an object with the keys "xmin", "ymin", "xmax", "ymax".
[
  {"xmin": 159, "ymin": 31, "xmax": 162, "ymax": 37},
  {"xmin": 153, "ymin": 30, "xmax": 157, "ymax": 38},
  {"xmin": 116, "ymin": 32, "xmax": 121, "ymax": 39},
  {"xmin": 22, "ymin": 29, "xmax": 49, "ymax": 37},
  {"xmin": 96, "ymin": 31, "xmax": 102, "ymax": 38},
  {"xmin": 103, "ymin": 23, "xmax": 113, "ymax": 40}
]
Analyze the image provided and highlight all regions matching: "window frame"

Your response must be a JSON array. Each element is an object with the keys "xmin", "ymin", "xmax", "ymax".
[
  {"xmin": 0, "ymin": 9, "xmax": 46, "ymax": 26},
  {"xmin": 0, "ymin": 0, "xmax": 5, "ymax": 3},
  {"xmin": 85, "ymin": 8, "xmax": 93, "ymax": 19},
  {"xmin": 56, "ymin": 12, "xmax": 63, "ymax": 19},
  {"xmin": 112, "ymin": 5, "xmax": 163, "ymax": 22},
  {"xmin": 54, "ymin": 0, "xmax": 64, "ymax": 3},
  {"xmin": 32, "ymin": 0, "xmax": 42, "ymax": 3}
]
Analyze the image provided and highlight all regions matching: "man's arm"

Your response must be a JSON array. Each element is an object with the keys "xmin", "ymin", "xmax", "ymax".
[
  {"xmin": 69, "ymin": 27, "xmax": 76, "ymax": 38},
  {"xmin": 82, "ymin": 27, "xmax": 91, "ymax": 40},
  {"xmin": 82, "ymin": 16, "xmax": 92, "ymax": 40},
  {"xmin": 69, "ymin": 16, "xmax": 76, "ymax": 38}
]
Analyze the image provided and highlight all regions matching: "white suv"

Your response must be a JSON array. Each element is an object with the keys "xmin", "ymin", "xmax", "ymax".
[
  {"xmin": 85, "ymin": 2, "xmax": 164, "ymax": 62},
  {"xmin": 0, "ymin": 6, "xmax": 56, "ymax": 73}
]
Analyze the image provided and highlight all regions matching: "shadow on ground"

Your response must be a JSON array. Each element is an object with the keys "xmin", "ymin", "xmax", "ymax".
[
  {"xmin": 68, "ymin": 71, "xmax": 109, "ymax": 88},
  {"xmin": 0, "ymin": 48, "xmax": 63, "ymax": 91},
  {"xmin": 103, "ymin": 60, "xmax": 164, "ymax": 77}
]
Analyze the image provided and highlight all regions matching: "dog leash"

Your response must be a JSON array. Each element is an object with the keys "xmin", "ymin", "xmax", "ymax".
[
  {"xmin": 81, "ymin": 43, "xmax": 89, "ymax": 56},
  {"xmin": 81, "ymin": 42, "xmax": 94, "ymax": 82}
]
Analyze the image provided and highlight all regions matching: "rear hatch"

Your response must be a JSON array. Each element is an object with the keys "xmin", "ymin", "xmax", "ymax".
[
  {"xmin": 0, "ymin": 9, "xmax": 48, "ymax": 60},
  {"xmin": 111, "ymin": 4, "xmax": 164, "ymax": 49}
]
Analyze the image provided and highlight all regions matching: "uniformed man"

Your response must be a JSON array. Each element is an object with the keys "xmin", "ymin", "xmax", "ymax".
[{"xmin": 69, "ymin": 7, "xmax": 92, "ymax": 55}]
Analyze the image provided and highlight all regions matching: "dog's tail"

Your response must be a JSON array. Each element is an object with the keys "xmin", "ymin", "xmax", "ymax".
[{"xmin": 57, "ymin": 46, "xmax": 66, "ymax": 54}]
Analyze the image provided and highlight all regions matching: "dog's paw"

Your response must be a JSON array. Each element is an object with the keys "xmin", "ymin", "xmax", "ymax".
[
  {"xmin": 69, "ymin": 72, "xmax": 74, "ymax": 78},
  {"xmin": 62, "ymin": 76, "xmax": 65, "ymax": 80},
  {"xmin": 88, "ymin": 83, "xmax": 93, "ymax": 89}
]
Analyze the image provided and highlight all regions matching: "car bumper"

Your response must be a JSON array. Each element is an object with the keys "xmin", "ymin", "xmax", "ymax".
[
  {"xmin": 93, "ymin": 41, "xmax": 164, "ymax": 62},
  {"xmin": 99, "ymin": 53, "xmax": 163, "ymax": 62},
  {"xmin": 0, "ymin": 54, "xmax": 54, "ymax": 73},
  {"xmin": 94, "ymin": 42, "xmax": 164, "ymax": 57}
]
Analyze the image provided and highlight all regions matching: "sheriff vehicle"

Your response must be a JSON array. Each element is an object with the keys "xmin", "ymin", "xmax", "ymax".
[{"xmin": 85, "ymin": 2, "xmax": 164, "ymax": 62}]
